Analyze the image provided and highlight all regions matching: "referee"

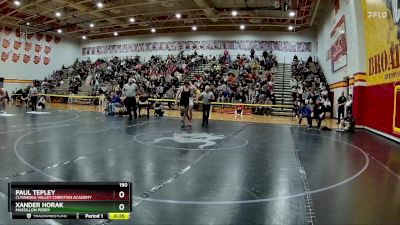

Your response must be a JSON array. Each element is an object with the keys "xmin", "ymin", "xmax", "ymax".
[
  {"xmin": 122, "ymin": 78, "xmax": 138, "ymax": 120},
  {"xmin": 199, "ymin": 85, "xmax": 215, "ymax": 126}
]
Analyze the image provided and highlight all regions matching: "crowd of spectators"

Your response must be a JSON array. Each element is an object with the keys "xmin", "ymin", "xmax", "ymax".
[
  {"xmin": 34, "ymin": 50, "xmax": 278, "ymax": 110},
  {"xmin": 54, "ymin": 51, "xmax": 206, "ymax": 97},
  {"xmin": 10, "ymin": 50, "xmax": 359, "ymax": 132},
  {"xmin": 12, "ymin": 49, "xmax": 283, "ymax": 117},
  {"xmin": 290, "ymin": 55, "xmax": 332, "ymax": 128},
  {"xmin": 188, "ymin": 49, "xmax": 279, "ymax": 116}
]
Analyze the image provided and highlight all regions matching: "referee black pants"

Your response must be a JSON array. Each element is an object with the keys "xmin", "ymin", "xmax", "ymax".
[
  {"xmin": 125, "ymin": 97, "xmax": 137, "ymax": 119},
  {"xmin": 31, "ymin": 96, "xmax": 38, "ymax": 111},
  {"xmin": 202, "ymin": 104, "xmax": 211, "ymax": 125}
]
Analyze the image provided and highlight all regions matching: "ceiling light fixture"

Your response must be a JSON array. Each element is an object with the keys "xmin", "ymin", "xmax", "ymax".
[
  {"xmin": 96, "ymin": 2, "xmax": 103, "ymax": 8},
  {"xmin": 57, "ymin": 29, "xmax": 62, "ymax": 33},
  {"xmin": 89, "ymin": 23, "xmax": 95, "ymax": 28},
  {"xmin": 55, "ymin": 11, "xmax": 62, "ymax": 17},
  {"xmin": 175, "ymin": 13, "xmax": 181, "ymax": 19},
  {"xmin": 151, "ymin": 28, "xmax": 156, "ymax": 33},
  {"xmin": 129, "ymin": 18, "xmax": 135, "ymax": 23},
  {"xmin": 289, "ymin": 11, "xmax": 295, "ymax": 17},
  {"xmin": 13, "ymin": 0, "xmax": 21, "ymax": 6},
  {"xmin": 113, "ymin": 32, "xmax": 118, "ymax": 36},
  {"xmin": 240, "ymin": 24, "xmax": 245, "ymax": 30},
  {"xmin": 82, "ymin": 36, "xmax": 87, "ymax": 40},
  {"xmin": 231, "ymin": 10, "xmax": 238, "ymax": 16},
  {"xmin": 192, "ymin": 26, "xmax": 197, "ymax": 31},
  {"xmin": 288, "ymin": 25, "xmax": 294, "ymax": 31}
]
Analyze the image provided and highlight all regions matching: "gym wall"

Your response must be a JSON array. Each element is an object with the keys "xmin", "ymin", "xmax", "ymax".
[
  {"xmin": 316, "ymin": 0, "xmax": 366, "ymax": 119},
  {"xmin": 79, "ymin": 31, "xmax": 317, "ymax": 63},
  {"xmin": 353, "ymin": 0, "xmax": 400, "ymax": 140},
  {"xmin": 0, "ymin": 25, "xmax": 80, "ymax": 92}
]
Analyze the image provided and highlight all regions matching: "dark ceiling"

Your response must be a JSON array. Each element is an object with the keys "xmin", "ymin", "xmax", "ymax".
[{"xmin": 0, "ymin": 0, "xmax": 321, "ymax": 39}]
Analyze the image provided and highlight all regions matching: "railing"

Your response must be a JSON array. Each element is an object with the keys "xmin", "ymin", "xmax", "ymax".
[{"xmin": 11, "ymin": 94, "xmax": 294, "ymax": 109}]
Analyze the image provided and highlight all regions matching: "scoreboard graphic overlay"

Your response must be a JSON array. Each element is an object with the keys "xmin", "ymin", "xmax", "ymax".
[{"xmin": 8, "ymin": 182, "xmax": 131, "ymax": 220}]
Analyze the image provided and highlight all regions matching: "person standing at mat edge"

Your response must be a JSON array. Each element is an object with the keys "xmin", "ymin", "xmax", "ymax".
[
  {"xmin": 199, "ymin": 85, "xmax": 215, "ymax": 126},
  {"xmin": 123, "ymin": 78, "xmax": 138, "ymax": 120},
  {"xmin": 29, "ymin": 84, "xmax": 39, "ymax": 111},
  {"xmin": 337, "ymin": 91, "xmax": 346, "ymax": 124}
]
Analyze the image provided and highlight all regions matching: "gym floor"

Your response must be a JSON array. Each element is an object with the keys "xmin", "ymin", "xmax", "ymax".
[{"xmin": 0, "ymin": 106, "xmax": 399, "ymax": 225}]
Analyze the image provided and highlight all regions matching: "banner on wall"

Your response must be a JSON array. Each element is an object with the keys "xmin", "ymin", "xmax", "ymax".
[
  {"xmin": 25, "ymin": 42, "xmax": 32, "ymax": 51},
  {"xmin": 81, "ymin": 40, "xmax": 312, "ymax": 56},
  {"xmin": 23, "ymin": 53, "xmax": 31, "ymax": 63},
  {"xmin": 1, "ymin": 52, "xmax": 9, "ymax": 62},
  {"xmin": 0, "ymin": 26, "xmax": 58, "ymax": 65},
  {"xmin": 12, "ymin": 52, "xmax": 20, "ymax": 63},
  {"xmin": 330, "ymin": 15, "xmax": 347, "ymax": 72},
  {"xmin": 363, "ymin": 0, "xmax": 400, "ymax": 86},
  {"xmin": 334, "ymin": 0, "xmax": 340, "ymax": 14},
  {"xmin": 2, "ymin": 39, "xmax": 10, "ymax": 49}
]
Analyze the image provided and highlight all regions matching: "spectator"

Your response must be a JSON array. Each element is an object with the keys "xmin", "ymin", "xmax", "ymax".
[
  {"xmin": 68, "ymin": 91, "xmax": 75, "ymax": 104},
  {"xmin": 224, "ymin": 49, "xmax": 229, "ymax": 58},
  {"xmin": 337, "ymin": 91, "xmax": 347, "ymax": 124},
  {"xmin": 38, "ymin": 95, "xmax": 46, "ymax": 109},
  {"xmin": 263, "ymin": 50, "xmax": 268, "ymax": 62},
  {"xmin": 337, "ymin": 112, "xmax": 356, "ymax": 132},
  {"xmin": 154, "ymin": 101, "xmax": 164, "ymax": 117},
  {"xmin": 299, "ymin": 101, "xmax": 312, "ymax": 128},
  {"xmin": 138, "ymin": 92, "xmax": 150, "ymax": 118},
  {"xmin": 323, "ymin": 97, "xmax": 332, "ymax": 116},
  {"xmin": 235, "ymin": 102, "xmax": 244, "ymax": 118},
  {"xmin": 290, "ymin": 78, "xmax": 298, "ymax": 88},
  {"xmin": 314, "ymin": 98, "xmax": 326, "ymax": 129},
  {"xmin": 293, "ymin": 99, "xmax": 300, "ymax": 118},
  {"xmin": 346, "ymin": 94, "xmax": 353, "ymax": 115},
  {"xmin": 107, "ymin": 91, "xmax": 122, "ymax": 115}
]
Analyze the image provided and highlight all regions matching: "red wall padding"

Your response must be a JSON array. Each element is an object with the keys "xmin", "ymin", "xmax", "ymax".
[{"xmin": 354, "ymin": 83, "xmax": 400, "ymax": 138}]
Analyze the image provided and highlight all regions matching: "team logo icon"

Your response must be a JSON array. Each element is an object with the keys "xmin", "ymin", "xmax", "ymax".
[
  {"xmin": 151, "ymin": 132, "xmax": 226, "ymax": 149},
  {"xmin": 23, "ymin": 54, "xmax": 31, "ymax": 63},
  {"xmin": 45, "ymin": 34, "xmax": 53, "ymax": 42},
  {"xmin": 2, "ymin": 39, "xmax": 10, "ymax": 48},
  {"xmin": 12, "ymin": 52, "xmax": 20, "ymax": 63},
  {"xmin": 14, "ymin": 40, "xmax": 21, "ymax": 50},
  {"xmin": 25, "ymin": 42, "xmax": 32, "ymax": 51},
  {"xmin": 135, "ymin": 131, "xmax": 248, "ymax": 150},
  {"xmin": 1, "ymin": 52, "xmax": 9, "ymax": 62},
  {"xmin": 34, "ymin": 55, "xmax": 41, "ymax": 64},
  {"xmin": 35, "ymin": 44, "xmax": 42, "ymax": 53},
  {"xmin": 36, "ymin": 32, "xmax": 43, "ymax": 41},
  {"xmin": 43, "ymin": 56, "xmax": 50, "ymax": 65},
  {"xmin": 44, "ymin": 46, "xmax": 51, "ymax": 54}
]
